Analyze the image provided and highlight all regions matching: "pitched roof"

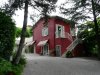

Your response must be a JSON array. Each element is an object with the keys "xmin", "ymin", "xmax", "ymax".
[{"xmin": 32, "ymin": 16, "xmax": 76, "ymax": 29}]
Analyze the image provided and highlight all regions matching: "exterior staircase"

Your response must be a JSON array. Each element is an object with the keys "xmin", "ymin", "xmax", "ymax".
[{"xmin": 62, "ymin": 37, "xmax": 82, "ymax": 57}]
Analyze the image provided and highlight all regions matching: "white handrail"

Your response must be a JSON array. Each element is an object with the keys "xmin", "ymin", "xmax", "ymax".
[
  {"xmin": 62, "ymin": 38, "xmax": 81, "ymax": 57},
  {"xmin": 67, "ymin": 38, "xmax": 79, "ymax": 51}
]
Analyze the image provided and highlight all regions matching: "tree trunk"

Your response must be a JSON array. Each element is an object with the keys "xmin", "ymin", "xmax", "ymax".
[
  {"xmin": 12, "ymin": 0, "xmax": 29, "ymax": 64},
  {"xmin": 91, "ymin": 0, "xmax": 100, "ymax": 58}
]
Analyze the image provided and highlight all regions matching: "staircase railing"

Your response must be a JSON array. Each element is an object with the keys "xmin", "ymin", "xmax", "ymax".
[{"xmin": 62, "ymin": 38, "xmax": 82, "ymax": 57}]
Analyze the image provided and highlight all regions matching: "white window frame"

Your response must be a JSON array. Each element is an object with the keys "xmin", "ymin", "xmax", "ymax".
[
  {"xmin": 42, "ymin": 27, "xmax": 48, "ymax": 36},
  {"xmin": 56, "ymin": 24, "xmax": 65, "ymax": 38}
]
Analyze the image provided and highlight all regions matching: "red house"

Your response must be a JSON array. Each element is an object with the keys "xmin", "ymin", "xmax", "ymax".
[{"xmin": 32, "ymin": 16, "xmax": 83, "ymax": 57}]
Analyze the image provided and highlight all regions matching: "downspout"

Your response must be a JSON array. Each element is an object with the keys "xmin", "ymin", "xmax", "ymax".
[{"xmin": 54, "ymin": 18, "xmax": 56, "ymax": 56}]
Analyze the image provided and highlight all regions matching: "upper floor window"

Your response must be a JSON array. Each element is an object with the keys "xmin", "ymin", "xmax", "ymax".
[
  {"xmin": 42, "ymin": 26, "xmax": 48, "ymax": 36},
  {"xmin": 70, "ymin": 28, "xmax": 75, "ymax": 36},
  {"xmin": 56, "ymin": 24, "xmax": 65, "ymax": 38}
]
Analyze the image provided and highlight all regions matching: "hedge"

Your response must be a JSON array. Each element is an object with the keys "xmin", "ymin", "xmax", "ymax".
[{"xmin": 0, "ymin": 12, "xmax": 16, "ymax": 61}]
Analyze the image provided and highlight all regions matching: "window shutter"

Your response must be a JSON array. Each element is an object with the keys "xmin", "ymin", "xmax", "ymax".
[
  {"xmin": 62, "ymin": 26, "xmax": 65, "ymax": 38},
  {"xmin": 45, "ymin": 28, "xmax": 48, "ymax": 36},
  {"xmin": 44, "ymin": 28, "xmax": 46, "ymax": 36},
  {"xmin": 60, "ymin": 26, "xmax": 62, "ymax": 37},
  {"xmin": 42, "ymin": 28, "xmax": 44, "ymax": 36},
  {"xmin": 70, "ymin": 28, "xmax": 75, "ymax": 36},
  {"xmin": 56, "ymin": 25, "xmax": 58, "ymax": 38},
  {"xmin": 60, "ymin": 26, "xmax": 65, "ymax": 38}
]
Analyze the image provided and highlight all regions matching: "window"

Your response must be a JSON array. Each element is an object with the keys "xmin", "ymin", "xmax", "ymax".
[
  {"xmin": 42, "ymin": 26, "xmax": 48, "ymax": 36},
  {"xmin": 58, "ymin": 26, "xmax": 62, "ymax": 37},
  {"xmin": 70, "ymin": 28, "xmax": 75, "ymax": 36},
  {"xmin": 56, "ymin": 24, "xmax": 65, "ymax": 38}
]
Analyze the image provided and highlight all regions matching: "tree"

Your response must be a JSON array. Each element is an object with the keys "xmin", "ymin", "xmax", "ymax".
[
  {"xmin": 60, "ymin": 0, "xmax": 100, "ymax": 58},
  {"xmin": 78, "ymin": 18, "xmax": 100, "ymax": 56},
  {"xmin": 30, "ymin": 0, "xmax": 57, "ymax": 25},
  {"xmin": 0, "ymin": 11, "xmax": 16, "ymax": 61},
  {"xmin": 16, "ymin": 27, "xmax": 21, "ymax": 37},
  {"xmin": 91, "ymin": 0, "xmax": 100, "ymax": 58},
  {"xmin": 16, "ymin": 27, "xmax": 32, "ymax": 37},
  {"xmin": 7, "ymin": 0, "xmax": 58, "ymax": 64},
  {"xmin": 12, "ymin": 0, "xmax": 29, "ymax": 64}
]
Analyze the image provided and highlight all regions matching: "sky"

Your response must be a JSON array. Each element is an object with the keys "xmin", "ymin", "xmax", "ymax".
[{"xmin": 0, "ymin": 0, "xmax": 66, "ymax": 28}]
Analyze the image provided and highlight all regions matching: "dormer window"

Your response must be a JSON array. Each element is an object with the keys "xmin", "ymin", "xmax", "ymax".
[{"xmin": 42, "ymin": 26, "xmax": 48, "ymax": 36}]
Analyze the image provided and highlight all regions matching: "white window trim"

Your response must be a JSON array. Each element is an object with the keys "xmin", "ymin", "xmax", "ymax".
[
  {"xmin": 42, "ymin": 27, "xmax": 48, "ymax": 36},
  {"xmin": 56, "ymin": 24, "xmax": 65, "ymax": 38}
]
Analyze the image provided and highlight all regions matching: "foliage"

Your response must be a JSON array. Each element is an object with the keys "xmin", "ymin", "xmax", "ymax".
[
  {"xmin": 0, "ymin": 11, "xmax": 16, "ymax": 61},
  {"xmin": 60, "ymin": 0, "xmax": 100, "ymax": 22},
  {"xmin": 25, "ymin": 28, "xmax": 32, "ymax": 37},
  {"xmin": 16, "ymin": 27, "xmax": 32, "ymax": 37},
  {"xmin": 60, "ymin": 0, "xmax": 100, "ymax": 58},
  {"xmin": 11, "ymin": 0, "xmax": 58, "ymax": 64},
  {"xmin": 11, "ymin": 56, "xmax": 26, "ymax": 75},
  {"xmin": 16, "ymin": 27, "xmax": 22, "ymax": 37},
  {"xmin": 0, "ymin": 58, "xmax": 12, "ymax": 75},
  {"xmin": 12, "ymin": 52, "xmax": 26, "ymax": 66},
  {"xmin": 66, "ymin": 51, "xmax": 73, "ymax": 58},
  {"xmin": 78, "ymin": 17, "xmax": 100, "ymax": 56},
  {"xmin": 0, "ymin": 56, "xmax": 26, "ymax": 75},
  {"xmin": 0, "ymin": 0, "xmax": 58, "ymax": 16}
]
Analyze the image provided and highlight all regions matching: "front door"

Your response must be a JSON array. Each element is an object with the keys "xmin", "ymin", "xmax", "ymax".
[
  {"xmin": 56, "ymin": 45, "xmax": 61, "ymax": 56},
  {"xmin": 43, "ymin": 44, "xmax": 49, "ymax": 55}
]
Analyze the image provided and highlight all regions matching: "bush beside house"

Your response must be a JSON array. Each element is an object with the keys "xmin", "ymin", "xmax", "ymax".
[
  {"xmin": 0, "ymin": 11, "xmax": 26, "ymax": 75},
  {"xmin": 0, "ymin": 12, "xmax": 16, "ymax": 61},
  {"xmin": 0, "ymin": 56, "xmax": 26, "ymax": 75}
]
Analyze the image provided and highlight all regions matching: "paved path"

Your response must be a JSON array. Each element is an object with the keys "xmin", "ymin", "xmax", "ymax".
[{"xmin": 22, "ymin": 54, "xmax": 100, "ymax": 75}]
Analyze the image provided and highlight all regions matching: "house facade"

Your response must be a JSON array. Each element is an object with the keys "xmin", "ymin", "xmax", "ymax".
[{"xmin": 32, "ymin": 16, "xmax": 83, "ymax": 57}]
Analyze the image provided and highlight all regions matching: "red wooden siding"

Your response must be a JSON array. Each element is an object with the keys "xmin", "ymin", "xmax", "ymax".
[
  {"xmin": 54, "ymin": 19, "xmax": 72, "ymax": 55},
  {"xmin": 32, "ymin": 16, "xmax": 81, "ymax": 57}
]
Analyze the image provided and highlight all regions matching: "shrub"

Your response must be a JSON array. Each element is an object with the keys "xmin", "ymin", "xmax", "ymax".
[
  {"xmin": 19, "ymin": 55, "xmax": 26, "ymax": 66},
  {"xmin": 0, "ymin": 56, "xmax": 26, "ymax": 75},
  {"xmin": 11, "ymin": 64, "xmax": 24, "ymax": 75},
  {"xmin": 16, "ymin": 27, "xmax": 22, "ymax": 37},
  {"xmin": 16, "ymin": 27, "xmax": 32, "ymax": 38},
  {"xmin": 0, "ymin": 58, "xmax": 12, "ymax": 75},
  {"xmin": 11, "ymin": 56, "xmax": 26, "ymax": 75},
  {"xmin": 0, "ymin": 12, "xmax": 16, "ymax": 61},
  {"xmin": 66, "ymin": 51, "xmax": 73, "ymax": 58}
]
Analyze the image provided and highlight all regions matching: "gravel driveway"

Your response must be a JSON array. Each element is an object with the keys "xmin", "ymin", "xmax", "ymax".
[{"xmin": 22, "ymin": 54, "xmax": 100, "ymax": 75}]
